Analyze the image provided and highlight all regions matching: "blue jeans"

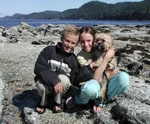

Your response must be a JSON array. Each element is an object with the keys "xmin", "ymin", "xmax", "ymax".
[{"xmin": 75, "ymin": 71, "xmax": 129, "ymax": 106}]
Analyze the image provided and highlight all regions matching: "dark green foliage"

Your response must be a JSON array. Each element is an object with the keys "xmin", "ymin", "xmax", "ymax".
[
  {"xmin": 2, "ymin": 1, "xmax": 150, "ymax": 20},
  {"xmin": 25, "ymin": 11, "xmax": 61, "ymax": 19}
]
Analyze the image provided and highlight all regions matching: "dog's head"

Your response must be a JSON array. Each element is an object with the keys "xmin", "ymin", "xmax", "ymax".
[
  {"xmin": 91, "ymin": 42, "xmax": 104, "ymax": 62},
  {"xmin": 95, "ymin": 33, "xmax": 113, "ymax": 52},
  {"xmin": 91, "ymin": 33, "xmax": 113, "ymax": 62}
]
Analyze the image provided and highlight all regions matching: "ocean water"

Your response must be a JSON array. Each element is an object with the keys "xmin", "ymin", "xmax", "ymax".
[{"xmin": 0, "ymin": 19, "xmax": 150, "ymax": 28}]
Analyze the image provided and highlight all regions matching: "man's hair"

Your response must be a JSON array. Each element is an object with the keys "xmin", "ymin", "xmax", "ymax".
[{"xmin": 61, "ymin": 25, "xmax": 80, "ymax": 41}]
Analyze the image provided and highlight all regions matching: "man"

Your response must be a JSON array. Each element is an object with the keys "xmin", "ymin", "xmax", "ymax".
[{"xmin": 34, "ymin": 25, "xmax": 80, "ymax": 114}]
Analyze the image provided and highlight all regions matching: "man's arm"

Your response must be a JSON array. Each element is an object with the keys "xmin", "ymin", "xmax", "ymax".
[
  {"xmin": 73, "ymin": 65, "xmax": 94, "ymax": 86},
  {"xmin": 34, "ymin": 47, "xmax": 61, "ymax": 87}
]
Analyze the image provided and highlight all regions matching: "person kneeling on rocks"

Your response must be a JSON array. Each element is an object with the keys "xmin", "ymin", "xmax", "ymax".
[
  {"xmin": 66, "ymin": 26, "xmax": 129, "ymax": 114},
  {"xmin": 34, "ymin": 25, "xmax": 80, "ymax": 114}
]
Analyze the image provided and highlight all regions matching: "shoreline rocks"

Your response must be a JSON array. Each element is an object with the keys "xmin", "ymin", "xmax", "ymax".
[{"xmin": 0, "ymin": 22, "xmax": 150, "ymax": 124}]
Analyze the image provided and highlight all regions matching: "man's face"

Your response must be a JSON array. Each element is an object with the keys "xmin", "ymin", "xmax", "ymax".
[
  {"xmin": 61, "ymin": 34, "xmax": 79, "ymax": 53},
  {"xmin": 80, "ymin": 32, "xmax": 94, "ymax": 53}
]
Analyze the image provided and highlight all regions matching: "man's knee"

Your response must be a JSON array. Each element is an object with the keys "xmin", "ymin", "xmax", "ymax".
[
  {"xmin": 36, "ymin": 80, "xmax": 46, "ymax": 93},
  {"xmin": 58, "ymin": 74, "xmax": 71, "ymax": 88}
]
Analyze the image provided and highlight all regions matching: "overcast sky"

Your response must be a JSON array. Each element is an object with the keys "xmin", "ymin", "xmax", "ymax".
[{"xmin": 0, "ymin": 0, "xmax": 142, "ymax": 17}]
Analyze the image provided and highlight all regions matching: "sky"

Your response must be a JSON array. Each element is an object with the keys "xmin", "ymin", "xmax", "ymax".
[{"xmin": 0, "ymin": 0, "xmax": 142, "ymax": 17}]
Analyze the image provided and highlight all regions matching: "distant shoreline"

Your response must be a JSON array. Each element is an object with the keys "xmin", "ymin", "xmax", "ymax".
[{"xmin": 0, "ymin": 19, "xmax": 150, "ymax": 28}]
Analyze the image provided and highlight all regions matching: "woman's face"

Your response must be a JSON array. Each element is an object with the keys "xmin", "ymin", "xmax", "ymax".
[{"xmin": 80, "ymin": 32, "xmax": 94, "ymax": 53}]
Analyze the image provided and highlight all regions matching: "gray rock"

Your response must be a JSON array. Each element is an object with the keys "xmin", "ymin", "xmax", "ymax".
[
  {"xmin": 0, "ymin": 23, "xmax": 149, "ymax": 124},
  {"xmin": 2, "ymin": 26, "xmax": 19, "ymax": 39},
  {"xmin": 0, "ymin": 79, "xmax": 5, "ymax": 115},
  {"xmin": 24, "ymin": 107, "xmax": 39, "ymax": 124}
]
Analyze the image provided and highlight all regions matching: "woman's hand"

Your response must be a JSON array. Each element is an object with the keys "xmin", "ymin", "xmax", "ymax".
[
  {"xmin": 90, "ymin": 62, "xmax": 95, "ymax": 69},
  {"xmin": 105, "ymin": 47, "xmax": 115, "ymax": 61}
]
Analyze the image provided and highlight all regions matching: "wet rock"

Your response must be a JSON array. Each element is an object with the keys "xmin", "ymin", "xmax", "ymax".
[
  {"xmin": 121, "ymin": 29, "xmax": 131, "ymax": 33},
  {"xmin": 2, "ymin": 26, "xmax": 20, "ymax": 38},
  {"xmin": 23, "ymin": 107, "xmax": 39, "ymax": 124},
  {"xmin": 31, "ymin": 39, "xmax": 55, "ymax": 45}
]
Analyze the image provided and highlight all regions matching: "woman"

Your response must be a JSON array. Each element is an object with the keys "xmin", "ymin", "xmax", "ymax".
[{"xmin": 66, "ymin": 26, "xmax": 129, "ymax": 113}]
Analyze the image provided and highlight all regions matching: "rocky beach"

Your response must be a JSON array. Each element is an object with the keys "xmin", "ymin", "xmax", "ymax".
[{"xmin": 0, "ymin": 22, "xmax": 150, "ymax": 124}]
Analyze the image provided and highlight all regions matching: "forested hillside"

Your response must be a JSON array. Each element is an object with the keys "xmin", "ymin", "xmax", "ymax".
[{"xmin": 2, "ymin": 0, "xmax": 150, "ymax": 20}]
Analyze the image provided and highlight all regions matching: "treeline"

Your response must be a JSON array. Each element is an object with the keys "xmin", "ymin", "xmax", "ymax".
[{"xmin": 3, "ymin": 0, "xmax": 150, "ymax": 20}]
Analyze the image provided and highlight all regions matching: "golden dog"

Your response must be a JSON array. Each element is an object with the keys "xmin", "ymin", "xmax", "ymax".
[{"xmin": 88, "ymin": 33, "xmax": 119, "ymax": 104}]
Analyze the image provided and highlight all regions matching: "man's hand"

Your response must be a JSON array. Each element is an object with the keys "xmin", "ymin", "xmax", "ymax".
[{"xmin": 54, "ymin": 82, "xmax": 63, "ymax": 93}]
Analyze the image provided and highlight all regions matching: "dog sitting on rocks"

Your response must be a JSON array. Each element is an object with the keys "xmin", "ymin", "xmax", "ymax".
[{"xmin": 83, "ymin": 33, "xmax": 120, "ymax": 104}]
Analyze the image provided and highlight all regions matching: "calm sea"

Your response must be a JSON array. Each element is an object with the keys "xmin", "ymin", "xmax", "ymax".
[{"xmin": 0, "ymin": 19, "xmax": 150, "ymax": 28}]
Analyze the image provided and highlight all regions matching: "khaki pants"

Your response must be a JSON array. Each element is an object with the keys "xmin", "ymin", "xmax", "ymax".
[{"xmin": 36, "ymin": 74, "xmax": 71, "ymax": 106}]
